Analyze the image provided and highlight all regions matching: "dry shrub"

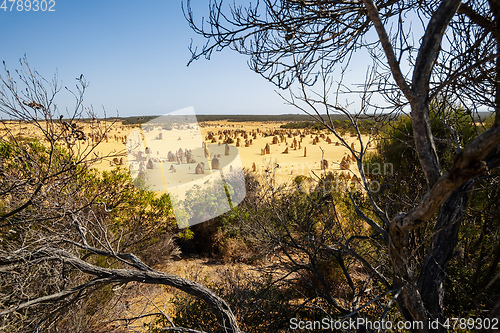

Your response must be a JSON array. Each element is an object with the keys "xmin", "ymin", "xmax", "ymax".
[
  {"xmin": 168, "ymin": 266, "xmax": 302, "ymax": 333},
  {"xmin": 139, "ymin": 232, "xmax": 181, "ymax": 267},
  {"xmin": 218, "ymin": 237, "xmax": 255, "ymax": 263},
  {"xmin": 295, "ymin": 258, "xmax": 353, "ymax": 301}
]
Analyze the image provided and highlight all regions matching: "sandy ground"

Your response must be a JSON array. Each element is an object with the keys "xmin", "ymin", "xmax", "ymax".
[
  {"xmin": 199, "ymin": 120, "xmax": 374, "ymax": 183},
  {"xmin": 1, "ymin": 118, "xmax": 376, "ymax": 184}
]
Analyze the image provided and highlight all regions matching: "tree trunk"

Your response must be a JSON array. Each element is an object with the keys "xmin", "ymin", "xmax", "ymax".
[
  {"xmin": 389, "ymin": 181, "xmax": 472, "ymax": 333},
  {"xmin": 388, "ymin": 222, "xmax": 430, "ymax": 332},
  {"xmin": 418, "ymin": 181, "xmax": 472, "ymax": 332}
]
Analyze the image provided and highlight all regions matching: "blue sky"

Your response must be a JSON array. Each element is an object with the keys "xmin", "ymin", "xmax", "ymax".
[{"xmin": 0, "ymin": 1, "xmax": 372, "ymax": 117}]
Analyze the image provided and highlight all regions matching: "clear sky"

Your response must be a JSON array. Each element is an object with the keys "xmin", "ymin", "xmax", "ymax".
[{"xmin": 0, "ymin": 1, "xmax": 372, "ymax": 117}]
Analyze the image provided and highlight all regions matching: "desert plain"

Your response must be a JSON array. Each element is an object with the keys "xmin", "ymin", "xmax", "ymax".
[{"xmin": 0, "ymin": 117, "xmax": 375, "ymax": 195}]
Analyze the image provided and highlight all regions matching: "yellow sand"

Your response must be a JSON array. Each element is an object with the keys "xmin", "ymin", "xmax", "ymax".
[
  {"xmin": 0, "ymin": 119, "xmax": 376, "ymax": 184},
  {"xmin": 199, "ymin": 120, "xmax": 374, "ymax": 183}
]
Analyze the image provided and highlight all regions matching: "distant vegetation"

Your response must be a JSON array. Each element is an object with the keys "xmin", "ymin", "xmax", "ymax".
[
  {"xmin": 84, "ymin": 111, "xmax": 493, "ymax": 126},
  {"xmin": 106, "ymin": 114, "xmax": 353, "ymax": 125},
  {"xmin": 280, "ymin": 121, "xmax": 325, "ymax": 130},
  {"xmin": 212, "ymin": 114, "xmax": 348, "ymax": 122},
  {"xmin": 119, "ymin": 115, "xmax": 159, "ymax": 125},
  {"xmin": 113, "ymin": 114, "xmax": 377, "ymax": 137},
  {"xmin": 281, "ymin": 119, "xmax": 376, "ymax": 135}
]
